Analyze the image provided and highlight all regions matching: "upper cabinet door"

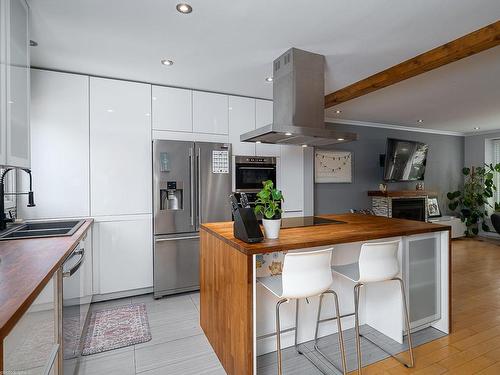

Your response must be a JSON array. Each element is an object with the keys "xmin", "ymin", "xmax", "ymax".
[
  {"xmin": 18, "ymin": 70, "xmax": 90, "ymax": 220},
  {"xmin": 6, "ymin": 0, "xmax": 30, "ymax": 168},
  {"xmin": 255, "ymin": 99, "xmax": 280, "ymax": 157},
  {"xmin": 228, "ymin": 96, "xmax": 255, "ymax": 156},
  {"xmin": 152, "ymin": 86, "xmax": 192, "ymax": 132},
  {"xmin": 193, "ymin": 91, "xmax": 228, "ymax": 135},
  {"xmin": 90, "ymin": 77, "xmax": 152, "ymax": 216}
]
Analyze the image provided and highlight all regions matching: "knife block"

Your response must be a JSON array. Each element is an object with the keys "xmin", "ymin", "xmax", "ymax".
[{"xmin": 233, "ymin": 207, "xmax": 264, "ymax": 243}]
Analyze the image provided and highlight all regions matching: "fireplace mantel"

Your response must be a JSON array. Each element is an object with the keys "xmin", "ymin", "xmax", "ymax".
[{"xmin": 368, "ymin": 190, "xmax": 437, "ymax": 198}]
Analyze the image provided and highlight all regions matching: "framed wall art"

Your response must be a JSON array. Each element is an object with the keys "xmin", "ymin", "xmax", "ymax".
[{"xmin": 315, "ymin": 150, "xmax": 353, "ymax": 183}]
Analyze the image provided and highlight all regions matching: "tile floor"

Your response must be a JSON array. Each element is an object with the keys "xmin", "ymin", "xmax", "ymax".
[
  {"xmin": 78, "ymin": 292, "xmax": 225, "ymax": 375},
  {"xmin": 79, "ymin": 292, "xmax": 444, "ymax": 375}
]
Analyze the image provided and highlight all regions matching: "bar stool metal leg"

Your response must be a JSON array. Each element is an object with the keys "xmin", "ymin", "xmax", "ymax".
[
  {"xmin": 313, "ymin": 291, "xmax": 347, "ymax": 375},
  {"xmin": 353, "ymin": 279, "xmax": 415, "ymax": 374},
  {"xmin": 394, "ymin": 277, "xmax": 415, "ymax": 368},
  {"xmin": 353, "ymin": 283, "xmax": 363, "ymax": 375},
  {"xmin": 276, "ymin": 298, "xmax": 288, "ymax": 375}
]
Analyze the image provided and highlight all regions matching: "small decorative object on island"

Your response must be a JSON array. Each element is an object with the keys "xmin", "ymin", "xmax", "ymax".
[
  {"xmin": 315, "ymin": 150, "xmax": 353, "ymax": 183},
  {"xmin": 448, "ymin": 164, "xmax": 500, "ymax": 236},
  {"xmin": 254, "ymin": 180, "xmax": 284, "ymax": 239},
  {"xmin": 379, "ymin": 183, "xmax": 387, "ymax": 192},
  {"xmin": 416, "ymin": 181, "xmax": 424, "ymax": 191}
]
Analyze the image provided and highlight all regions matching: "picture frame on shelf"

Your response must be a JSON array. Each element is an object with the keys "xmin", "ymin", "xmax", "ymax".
[
  {"xmin": 315, "ymin": 150, "xmax": 353, "ymax": 183},
  {"xmin": 427, "ymin": 197, "xmax": 442, "ymax": 218}
]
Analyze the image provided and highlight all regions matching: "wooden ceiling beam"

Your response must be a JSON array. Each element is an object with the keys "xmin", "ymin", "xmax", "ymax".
[{"xmin": 324, "ymin": 20, "xmax": 500, "ymax": 108}]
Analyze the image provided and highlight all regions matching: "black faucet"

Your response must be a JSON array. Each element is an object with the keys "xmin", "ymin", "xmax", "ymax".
[{"xmin": 0, "ymin": 168, "xmax": 35, "ymax": 231}]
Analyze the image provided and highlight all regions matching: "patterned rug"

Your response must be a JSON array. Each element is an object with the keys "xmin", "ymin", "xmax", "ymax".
[{"xmin": 82, "ymin": 303, "xmax": 152, "ymax": 355}]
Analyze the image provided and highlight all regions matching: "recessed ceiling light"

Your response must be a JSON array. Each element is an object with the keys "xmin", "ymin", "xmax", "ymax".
[
  {"xmin": 29, "ymin": 40, "xmax": 38, "ymax": 47},
  {"xmin": 334, "ymin": 110, "xmax": 342, "ymax": 114},
  {"xmin": 256, "ymin": 141, "xmax": 262, "ymax": 144},
  {"xmin": 265, "ymin": 77, "xmax": 273, "ymax": 82},
  {"xmin": 474, "ymin": 127, "xmax": 480, "ymax": 130},
  {"xmin": 145, "ymin": 113, "xmax": 151, "ymax": 117},
  {"xmin": 152, "ymin": 96, "xmax": 157, "ymax": 101},
  {"xmin": 417, "ymin": 119, "xmax": 424, "ymax": 123},
  {"xmin": 301, "ymin": 144, "xmax": 308, "ymax": 148},
  {"xmin": 176, "ymin": 3, "xmax": 192, "ymax": 14},
  {"xmin": 284, "ymin": 132, "xmax": 292, "ymax": 136},
  {"xmin": 337, "ymin": 138, "xmax": 344, "ymax": 141},
  {"xmin": 161, "ymin": 59, "xmax": 174, "ymax": 66},
  {"xmin": 107, "ymin": 109, "xmax": 114, "ymax": 113}
]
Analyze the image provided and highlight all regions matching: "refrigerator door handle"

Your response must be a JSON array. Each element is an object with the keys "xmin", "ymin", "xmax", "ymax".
[
  {"xmin": 155, "ymin": 235, "xmax": 200, "ymax": 242},
  {"xmin": 197, "ymin": 147, "xmax": 201, "ymax": 227},
  {"xmin": 189, "ymin": 148, "xmax": 195, "ymax": 227}
]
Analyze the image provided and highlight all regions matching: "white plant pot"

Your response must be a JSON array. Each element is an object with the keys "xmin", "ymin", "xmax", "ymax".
[{"xmin": 262, "ymin": 218, "xmax": 281, "ymax": 239}]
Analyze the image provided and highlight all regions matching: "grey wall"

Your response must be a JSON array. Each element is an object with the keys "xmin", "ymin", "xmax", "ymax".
[
  {"xmin": 465, "ymin": 131, "xmax": 500, "ymax": 167},
  {"xmin": 314, "ymin": 124, "xmax": 465, "ymax": 215}
]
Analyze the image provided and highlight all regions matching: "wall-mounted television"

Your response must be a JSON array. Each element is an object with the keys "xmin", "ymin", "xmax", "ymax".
[{"xmin": 383, "ymin": 138, "xmax": 428, "ymax": 182}]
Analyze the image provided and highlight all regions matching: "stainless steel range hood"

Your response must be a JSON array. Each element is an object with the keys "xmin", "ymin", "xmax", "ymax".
[{"xmin": 241, "ymin": 48, "xmax": 357, "ymax": 147}]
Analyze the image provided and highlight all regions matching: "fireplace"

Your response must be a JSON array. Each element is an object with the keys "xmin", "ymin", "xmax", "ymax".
[{"xmin": 391, "ymin": 198, "xmax": 426, "ymax": 222}]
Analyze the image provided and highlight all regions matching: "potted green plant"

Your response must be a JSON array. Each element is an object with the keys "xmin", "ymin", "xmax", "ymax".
[
  {"xmin": 447, "ymin": 164, "xmax": 500, "ymax": 236},
  {"xmin": 254, "ymin": 180, "xmax": 284, "ymax": 239}
]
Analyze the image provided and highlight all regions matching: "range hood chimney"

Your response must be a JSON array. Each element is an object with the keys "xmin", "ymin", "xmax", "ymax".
[{"xmin": 241, "ymin": 48, "xmax": 357, "ymax": 147}]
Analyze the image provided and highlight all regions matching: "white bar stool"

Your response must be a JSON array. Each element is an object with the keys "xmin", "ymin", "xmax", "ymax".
[
  {"xmin": 258, "ymin": 248, "xmax": 347, "ymax": 375},
  {"xmin": 331, "ymin": 240, "xmax": 414, "ymax": 375}
]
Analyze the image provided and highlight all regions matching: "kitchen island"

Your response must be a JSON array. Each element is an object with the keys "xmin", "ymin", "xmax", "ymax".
[{"xmin": 200, "ymin": 213, "xmax": 451, "ymax": 375}]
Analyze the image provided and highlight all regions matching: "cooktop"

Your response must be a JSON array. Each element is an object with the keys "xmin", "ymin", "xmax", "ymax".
[{"xmin": 280, "ymin": 216, "xmax": 346, "ymax": 229}]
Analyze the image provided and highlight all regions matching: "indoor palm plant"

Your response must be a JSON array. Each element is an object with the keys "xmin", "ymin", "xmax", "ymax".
[{"xmin": 254, "ymin": 180, "xmax": 284, "ymax": 239}]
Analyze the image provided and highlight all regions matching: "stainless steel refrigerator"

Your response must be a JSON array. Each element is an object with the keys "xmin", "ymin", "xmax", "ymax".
[{"xmin": 153, "ymin": 140, "xmax": 232, "ymax": 298}]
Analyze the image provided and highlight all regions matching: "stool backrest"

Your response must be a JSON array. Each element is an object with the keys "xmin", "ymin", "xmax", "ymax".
[
  {"xmin": 281, "ymin": 248, "xmax": 333, "ymax": 299},
  {"xmin": 358, "ymin": 240, "xmax": 400, "ymax": 283}
]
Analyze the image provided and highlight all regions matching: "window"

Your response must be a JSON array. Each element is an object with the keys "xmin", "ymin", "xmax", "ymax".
[{"xmin": 492, "ymin": 139, "xmax": 500, "ymax": 210}]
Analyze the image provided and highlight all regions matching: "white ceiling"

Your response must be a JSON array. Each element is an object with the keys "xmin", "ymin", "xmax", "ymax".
[{"xmin": 28, "ymin": 0, "xmax": 500, "ymax": 133}]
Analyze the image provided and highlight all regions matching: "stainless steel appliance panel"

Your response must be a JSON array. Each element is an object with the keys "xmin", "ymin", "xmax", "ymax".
[
  {"xmin": 62, "ymin": 245, "xmax": 85, "ymax": 375},
  {"xmin": 235, "ymin": 156, "xmax": 277, "ymax": 192},
  {"xmin": 196, "ymin": 142, "xmax": 232, "ymax": 227},
  {"xmin": 153, "ymin": 140, "xmax": 196, "ymax": 235},
  {"xmin": 154, "ymin": 233, "xmax": 200, "ymax": 297}
]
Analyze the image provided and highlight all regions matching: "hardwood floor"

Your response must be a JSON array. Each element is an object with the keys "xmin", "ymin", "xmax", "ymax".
[{"xmin": 348, "ymin": 238, "xmax": 500, "ymax": 375}]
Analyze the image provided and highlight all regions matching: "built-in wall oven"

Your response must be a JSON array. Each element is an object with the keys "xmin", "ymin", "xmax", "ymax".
[
  {"xmin": 235, "ymin": 156, "xmax": 276, "ymax": 192},
  {"xmin": 234, "ymin": 156, "xmax": 277, "ymax": 211}
]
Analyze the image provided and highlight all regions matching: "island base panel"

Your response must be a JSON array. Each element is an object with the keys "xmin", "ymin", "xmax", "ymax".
[{"xmin": 200, "ymin": 229, "xmax": 254, "ymax": 375}]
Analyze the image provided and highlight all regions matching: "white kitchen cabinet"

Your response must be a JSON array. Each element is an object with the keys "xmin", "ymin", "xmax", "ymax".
[
  {"xmin": 255, "ymin": 99, "xmax": 280, "ymax": 157},
  {"xmin": 193, "ymin": 91, "xmax": 228, "ymax": 135},
  {"xmin": 3, "ymin": 272, "xmax": 59, "ymax": 374},
  {"xmin": 152, "ymin": 85, "xmax": 192, "ymax": 132},
  {"xmin": 280, "ymin": 145, "xmax": 304, "ymax": 215},
  {"xmin": 90, "ymin": 77, "xmax": 152, "ymax": 216},
  {"xmin": 0, "ymin": 0, "xmax": 30, "ymax": 168},
  {"xmin": 229, "ymin": 96, "xmax": 255, "ymax": 156},
  {"xmin": 18, "ymin": 70, "xmax": 90, "ymax": 219},
  {"xmin": 93, "ymin": 216, "xmax": 153, "ymax": 294}
]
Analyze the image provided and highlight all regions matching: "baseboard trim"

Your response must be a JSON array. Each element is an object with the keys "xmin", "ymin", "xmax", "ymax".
[{"xmin": 92, "ymin": 287, "xmax": 153, "ymax": 302}]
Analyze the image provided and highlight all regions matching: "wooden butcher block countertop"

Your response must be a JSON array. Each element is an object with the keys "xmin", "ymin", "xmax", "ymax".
[
  {"xmin": 0, "ymin": 219, "xmax": 93, "ymax": 340},
  {"xmin": 201, "ymin": 213, "xmax": 450, "ymax": 256}
]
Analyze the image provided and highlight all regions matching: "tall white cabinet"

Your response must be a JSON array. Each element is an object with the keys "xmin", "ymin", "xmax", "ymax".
[
  {"xmin": 228, "ymin": 96, "xmax": 255, "ymax": 156},
  {"xmin": 0, "ymin": 0, "xmax": 30, "ymax": 168},
  {"xmin": 90, "ymin": 77, "xmax": 152, "ymax": 216},
  {"xmin": 18, "ymin": 70, "xmax": 89, "ymax": 219},
  {"xmin": 280, "ymin": 145, "xmax": 305, "ymax": 217}
]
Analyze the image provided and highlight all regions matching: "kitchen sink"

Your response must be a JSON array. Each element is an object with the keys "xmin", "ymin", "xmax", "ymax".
[{"xmin": 0, "ymin": 220, "xmax": 85, "ymax": 240}]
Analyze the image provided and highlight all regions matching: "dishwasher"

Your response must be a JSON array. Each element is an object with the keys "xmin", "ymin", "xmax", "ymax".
[{"xmin": 62, "ymin": 237, "xmax": 90, "ymax": 375}]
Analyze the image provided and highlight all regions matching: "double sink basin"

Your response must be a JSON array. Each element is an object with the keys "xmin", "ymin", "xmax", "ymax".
[{"xmin": 0, "ymin": 220, "xmax": 85, "ymax": 241}]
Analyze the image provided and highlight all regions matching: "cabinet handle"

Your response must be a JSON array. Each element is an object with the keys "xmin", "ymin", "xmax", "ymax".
[{"xmin": 63, "ymin": 248, "xmax": 85, "ymax": 278}]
